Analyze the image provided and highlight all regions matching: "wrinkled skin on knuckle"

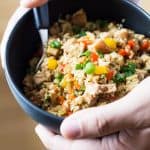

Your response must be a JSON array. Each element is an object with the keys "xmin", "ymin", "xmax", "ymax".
[{"xmin": 96, "ymin": 111, "xmax": 111, "ymax": 137}]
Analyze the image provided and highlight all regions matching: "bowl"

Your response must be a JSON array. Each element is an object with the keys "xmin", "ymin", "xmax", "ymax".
[{"xmin": 1, "ymin": 0, "xmax": 150, "ymax": 133}]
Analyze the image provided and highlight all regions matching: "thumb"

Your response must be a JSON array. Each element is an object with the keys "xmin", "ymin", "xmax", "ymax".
[
  {"xmin": 60, "ymin": 77, "xmax": 150, "ymax": 139},
  {"xmin": 20, "ymin": 0, "xmax": 48, "ymax": 8}
]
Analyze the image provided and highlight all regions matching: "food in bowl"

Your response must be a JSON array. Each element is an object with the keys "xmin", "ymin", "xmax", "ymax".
[{"xmin": 23, "ymin": 9, "xmax": 150, "ymax": 117}]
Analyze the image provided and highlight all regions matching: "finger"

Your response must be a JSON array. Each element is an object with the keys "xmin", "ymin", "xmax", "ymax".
[
  {"xmin": 60, "ymin": 77, "xmax": 150, "ymax": 139},
  {"xmin": 35, "ymin": 124, "xmax": 72, "ymax": 150},
  {"xmin": 20, "ymin": 0, "xmax": 48, "ymax": 8}
]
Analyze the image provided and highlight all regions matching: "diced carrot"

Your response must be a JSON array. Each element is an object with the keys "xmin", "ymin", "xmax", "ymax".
[
  {"xmin": 106, "ymin": 70, "xmax": 114, "ymax": 81},
  {"xmin": 128, "ymin": 39, "xmax": 135, "ymax": 48},
  {"xmin": 90, "ymin": 52, "xmax": 99, "ymax": 62},
  {"xmin": 140, "ymin": 39, "xmax": 149, "ymax": 50},
  {"xmin": 68, "ymin": 94, "xmax": 75, "ymax": 100},
  {"xmin": 58, "ymin": 96, "xmax": 65, "ymax": 105},
  {"xmin": 74, "ymin": 80, "xmax": 81, "ymax": 90},
  {"xmin": 118, "ymin": 49, "xmax": 129, "ymax": 57}
]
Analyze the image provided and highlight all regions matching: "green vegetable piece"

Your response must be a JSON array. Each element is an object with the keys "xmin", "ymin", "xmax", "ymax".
[
  {"xmin": 97, "ymin": 51, "xmax": 104, "ymax": 58},
  {"xmin": 83, "ymin": 62, "xmax": 95, "ymax": 74},
  {"xmin": 75, "ymin": 64, "xmax": 83, "ymax": 70},
  {"xmin": 55, "ymin": 72, "xmax": 64, "ymax": 80},
  {"xmin": 54, "ymin": 78, "xmax": 61, "ymax": 84},
  {"xmin": 44, "ymin": 93, "xmax": 51, "ymax": 103},
  {"xmin": 120, "ymin": 62, "xmax": 136, "ymax": 77},
  {"xmin": 76, "ymin": 31, "xmax": 87, "ymax": 38},
  {"xmin": 50, "ymin": 40, "xmax": 61, "ymax": 49},
  {"xmin": 114, "ymin": 73, "xmax": 126, "ymax": 83},
  {"xmin": 80, "ymin": 50, "xmax": 91, "ymax": 57}
]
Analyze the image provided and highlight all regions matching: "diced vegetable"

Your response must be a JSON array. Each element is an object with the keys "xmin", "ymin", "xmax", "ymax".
[
  {"xmin": 104, "ymin": 38, "xmax": 117, "ymax": 49},
  {"xmin": 90, "ymin": 52, "xmax": 99, "ymax": 62},
  {"xmin": 114, "ymin": 73, "xmax": 126, "ymax": 83},
  {"xmin": 55, "ymin": 72, "xmax": 64, "ymax": 80},
  {"xmin": 83, "ymin": 62, "xmax": 95, "ymax": 74},
  {"xmin": 80, "ymin": 50, "xmax": 91, "ymax": 57},
  {"xmin": 58, "ymin": 96, "xmax": 65, "ymax": 104},
  {"xmin": 75, "ymin": 63, "xmax": 84, "ymax": 70},
  {"xmin": 54, "ymin": 72, "xmax": 64, "ymax": 84},
  {"xmin": 60, "ymin": 78, "xmax": 67, "ymax": 88},
  {"xmin": 49, "ymin": 40, "xmax": 61, "ymax": 49},
  {"xmin": 140, "ymin": 39, "xmax": 149, "ymax": 50},
  {"xmin": 118, "ymin": 49, "xmax": 129, "ymax": 57},
  {"xmin": 74, "ymin": 80, "xmax": 81, "ymax": 90},
  {"xmin": 47, "ymin": 58, "xmax": 58, "ymax": 70},
  {"xmin": 128, "ymin": 39, "xmax": 135, "ymax": 48},
  {"xmin": 120, "ymin": 62, "xmax": 136, "ymax": 77},
  {"xmin": 94, "ymin": 66, "xmax": 108, "ymax": 75},
  {"xmin": 76, "ymin": 31, "xmax": 87, "ymax": 38},
  {"xmin": 97, "ymin": 51, "xmax": 104, "ymax": 58},
  {"xmin": 106, "ymin": 70, "xmax": 114, "ymax": 80}
]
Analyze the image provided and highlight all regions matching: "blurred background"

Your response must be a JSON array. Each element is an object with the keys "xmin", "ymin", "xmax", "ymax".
[{"xmin": 0, "ymin": 0, "xmax": 149, "ymax": 150}]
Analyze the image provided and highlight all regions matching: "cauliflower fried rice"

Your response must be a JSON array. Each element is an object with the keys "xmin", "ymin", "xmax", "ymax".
[{"xmin": 23, "ymin": 10, "xmax": 150, "ymax": 117}]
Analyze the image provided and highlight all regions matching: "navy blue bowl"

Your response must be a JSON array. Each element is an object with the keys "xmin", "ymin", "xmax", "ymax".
[{"xmin": 1, "ymin": 0, "xmax": 150, "ymax": 133}]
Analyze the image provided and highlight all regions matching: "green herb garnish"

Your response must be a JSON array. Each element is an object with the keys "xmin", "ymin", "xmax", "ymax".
[
  {"xmin": 120, "ymin": 62, "xmax": 136, "ymax": 77},
  {"xmin": 113, "ymin": 73, "xmax": 126, "ymax": 83}
]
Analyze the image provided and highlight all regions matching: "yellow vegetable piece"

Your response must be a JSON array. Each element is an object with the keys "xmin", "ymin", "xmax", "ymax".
[
  {"xmin": 104, "ymin": 38, "xmax": 117, "ymax": 49},
  {"xmin": 47, "ymin": 58, "xmax": 58, "ymax": 70},
  {"xmin": 60, "ymin": 78, "xmax": 67, "ymax": 88},
  {"xmin": 60, "ymin": 74, "xmax": 72, "ymax": 88},
  {"xmin": 95, "ymin": 66, "xmax": 108, "ymax": 75}
]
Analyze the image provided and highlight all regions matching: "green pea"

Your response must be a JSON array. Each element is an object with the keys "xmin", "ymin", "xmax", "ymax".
[{"xmin": 83, "ymin": 62, "xmax": 95, "ymax": 74}]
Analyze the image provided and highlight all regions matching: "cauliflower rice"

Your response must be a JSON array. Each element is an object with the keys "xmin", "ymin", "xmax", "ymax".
[{"xmin": 23, "ymin": 9, "xmax": 150, "ymax": 117}]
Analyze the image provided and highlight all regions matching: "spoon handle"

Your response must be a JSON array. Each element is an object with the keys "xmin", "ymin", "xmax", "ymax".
[{"xmin": 33, "ymin": 3, "xmax": 49, "ymax": 29}]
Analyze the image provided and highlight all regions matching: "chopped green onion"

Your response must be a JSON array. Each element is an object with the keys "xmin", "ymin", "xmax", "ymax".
[
  {"xmin": 49, "ymin": 40, "xmax": 61, "ymax": 49},
  {"xmin": 83, "ymin": 62, "xmax": 95, "ymax": 74},
  {"xmin": 55, "ymin": 72, "xmax": 64, "ymax": 80},
  {"xmin": 80, "ymin": 50, "xmax": 91, "ymax": 57},
  {"xmin": 75, "ymin": 31, "xmax": 87, "ymax": 38},
  {"xmin": 75, "ymin": 64, "xmax": 84, "ymax": 70}
]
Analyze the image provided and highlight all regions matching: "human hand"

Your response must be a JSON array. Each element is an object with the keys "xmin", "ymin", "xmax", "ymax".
[
  {"xmin": 35, "ymin": 77, "xmax": 150, "ymax": 150},
  {"xmin": 20, "ymin": 0, "xmax": 139, "ymax": 8},
  {"xmin": 20, "ymin": 0, "xmax": 48, "ymax": 8}
]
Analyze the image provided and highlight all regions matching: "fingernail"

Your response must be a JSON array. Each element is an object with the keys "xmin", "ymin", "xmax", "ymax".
[{"xmin": 60, "ymin": 119, "xmax": 81, "ymax": 139}]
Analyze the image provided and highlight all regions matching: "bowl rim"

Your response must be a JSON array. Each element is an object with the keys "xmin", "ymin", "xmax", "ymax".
[{"xmin": 1, "ymin": 1, "xmax": 150, "ymax": 121}]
